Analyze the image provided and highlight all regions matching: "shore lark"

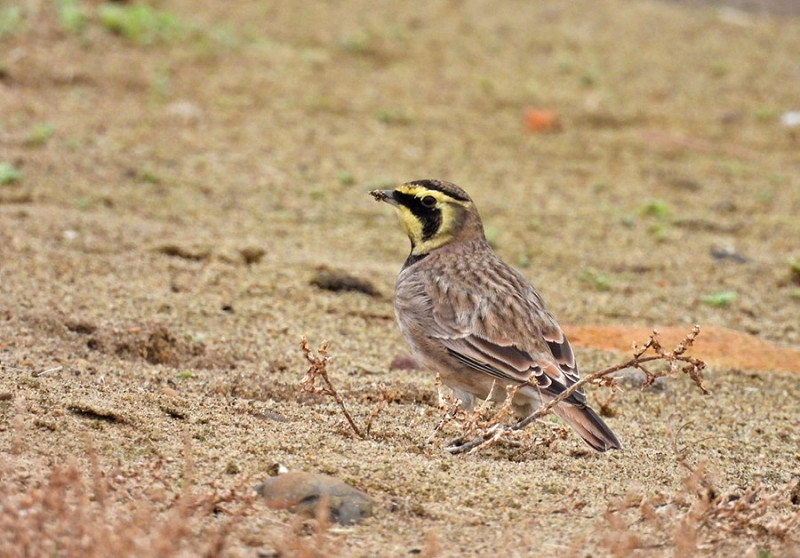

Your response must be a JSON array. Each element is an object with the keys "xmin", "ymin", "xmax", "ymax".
[{"xmin": 371, "ymin": 179, "xmax": 621, "ymax": 452}]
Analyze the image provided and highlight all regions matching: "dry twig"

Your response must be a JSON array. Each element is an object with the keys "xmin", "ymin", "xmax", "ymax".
[
  {"xmin": 446, "ymin": 325, "xmax": 707, "ymax": 454},
  {"xmin": 424, "ymin": 375, "xmax": 464, "ymax": 444},
  {"xmin": 364, "ymin": 383, "xmax": 390, "ymax": 437},
  {"xmin": 600, "ymin": 457, "xmax": 800, "ymax": 554},
  {"xmin": 299, "ymin": 337, "xmax": 363, "ymax": 439}
]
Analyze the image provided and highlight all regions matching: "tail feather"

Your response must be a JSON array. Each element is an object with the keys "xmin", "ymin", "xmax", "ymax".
[{"xmin": 553, "ymin": 403, "xmax": 622, "ymax": 452}]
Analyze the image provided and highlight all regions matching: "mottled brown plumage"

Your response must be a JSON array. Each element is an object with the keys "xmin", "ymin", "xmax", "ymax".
[{"xmin": 371, "ymin": 179, "xmax": 621, "ymax": 452}]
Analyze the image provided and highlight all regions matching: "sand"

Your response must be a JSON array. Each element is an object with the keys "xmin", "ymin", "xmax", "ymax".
[{"xmin": 1, "ymin": 1, "xmax": 799, "ymax": 556}]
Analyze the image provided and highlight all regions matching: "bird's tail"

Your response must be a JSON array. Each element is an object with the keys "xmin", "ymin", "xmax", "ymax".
[{"xmin": 553, "ymin": 403, "xmax": 622, "ymax": 452}]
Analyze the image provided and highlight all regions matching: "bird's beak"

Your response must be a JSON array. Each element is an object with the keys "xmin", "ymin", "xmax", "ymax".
[{"xmin": 370, "ymin": 189, "xmax": 399, "ymax": 206}]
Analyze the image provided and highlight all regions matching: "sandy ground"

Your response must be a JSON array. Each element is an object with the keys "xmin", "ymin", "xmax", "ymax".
[{"xmin": 1, "ymin": 1, "xmax": 799, "ymax": 556}]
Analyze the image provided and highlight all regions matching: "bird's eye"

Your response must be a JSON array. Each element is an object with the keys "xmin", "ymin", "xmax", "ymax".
[{"xmin": 421, "ymin": 195, "xmax": 437, "ymax": 208}]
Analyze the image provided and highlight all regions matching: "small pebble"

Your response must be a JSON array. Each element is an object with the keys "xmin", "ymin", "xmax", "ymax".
[
  {"xmin": 257, "ymin": 471, "xmax": 374, "ymax": 525},
  {"xmin": 780, "ymin": 111, "xmax": 800, "ymax": 127},
  {"xmin": 790, "ymin": 478, "xmax": 800, "ymax": 505},
  {"xmin": 156, "ymin": 244, "xmax": 212, "ymax": 261},
  {"xmin": 310, "ymin": 267, "xmax": 379, "ymax": 297},
  {"xmin": 164, "ymin": 101, "xmax": 204, "ymax": 123},
  {"xmin": 390, "ymin": 355, "xmax": 421, "ymax": 370},
  {"xmin": 239, "ymin": 246, "xmax": 266, "ymax": 265}
]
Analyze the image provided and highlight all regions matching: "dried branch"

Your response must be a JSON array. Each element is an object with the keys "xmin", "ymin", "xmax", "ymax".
[
  {"xmin": 425, "ymin": 375, "xmax": 464, "ymax": 444},
  {"xmin": 446, "ymin": 325, "xmax": 708, "ymax": 454},
  {"xmin": 364, "ymin": 383, "xmax": 390, "ymax": 437},
  {"xmin": 601, "ymin": 457, "xmax": 800, "ymax": 554},
  {"xmin": 299, "ymin": 337, "xmax": 363, "ymax": 439}
]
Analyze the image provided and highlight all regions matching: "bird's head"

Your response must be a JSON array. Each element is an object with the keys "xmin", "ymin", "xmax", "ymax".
[{"xmin": 370, "ymin": 179, "xmax": 484, "ymax": 257}]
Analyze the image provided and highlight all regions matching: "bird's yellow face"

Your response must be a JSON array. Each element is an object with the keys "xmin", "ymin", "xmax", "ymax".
[{"xmin": 371, "ymin": 180, "xmax": 477, "ymax": 256}]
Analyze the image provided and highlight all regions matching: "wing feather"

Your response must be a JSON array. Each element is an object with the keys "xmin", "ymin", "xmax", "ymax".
[{"xmin": 426, "ymin": 267, "xmax": 585, "ymax": 405}]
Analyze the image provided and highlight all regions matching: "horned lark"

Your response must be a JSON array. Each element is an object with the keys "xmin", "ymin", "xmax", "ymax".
[{"xmin": 371, "ymin": 179, "xmax": 621, "ymax": 452}]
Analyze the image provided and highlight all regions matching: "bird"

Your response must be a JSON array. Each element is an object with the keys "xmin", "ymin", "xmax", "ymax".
[{"xmin": 370, "ymin": 179, "xmax": 621, "ymax": 452}]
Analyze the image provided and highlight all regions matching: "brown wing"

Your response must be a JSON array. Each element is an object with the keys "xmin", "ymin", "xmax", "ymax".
[{"xmin": 427, "ymin": 262, "xmax": 586, "ymax": 405}]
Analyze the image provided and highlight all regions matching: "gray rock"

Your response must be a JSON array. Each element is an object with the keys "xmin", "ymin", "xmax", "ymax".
[{"xmin": 256, "ymin": 471, "xmax": 374, "ymax": 525}]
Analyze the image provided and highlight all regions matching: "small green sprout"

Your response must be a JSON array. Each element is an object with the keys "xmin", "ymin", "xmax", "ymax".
[
  {"xmin": 337, "ymin": 171, "xmax": 355, "ymax": 186},
  {"xmin": 516, "ymin": 253, "xmax": 531, "ymax": 268},
  {"xmin": 98, "ymin": 3, "xmax": 181, "ymax": 45},
  {"xmin": 339, "ymin": 29, "xmax": 373, "ymax": 54},
  {"xmin": 27, "ymin": 123, "xmax": 56, "ymax": 146},
  {"xmin": 639, "ymin": 199, "xmax": 670, "ymax": 219},
  {"xmin": 580, "ymin": 267, "xmax": 613, "ymax": 291},
  {"xmin": 755, "ymin": 107, "xmax": 777, "ymax": 122},
  {"xmin": 648, "ymin": 223, "xmax": 669, "ymax": 242},
  {"xmin": 0, "ymin": 5, "xmax": 25, "ymax": 39},
  {"xmin": 57, "ymin": 0, "xmax": 88, "ymax": 34},
  {"xmin": 0, "ymin": 162, "xmax": 23, "ymax": 185},
  {"xmin": 702, "ymin": 291, "xmax": 737, "ymax": 308},
  {"xmin": 485, "ymin": 227, "xmax": 500, "ymax": 249}
]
